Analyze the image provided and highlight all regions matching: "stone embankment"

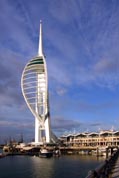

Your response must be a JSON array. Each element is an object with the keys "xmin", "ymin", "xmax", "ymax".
[{"xmin": 85, "ymin": 149, "xmax": 119, "ymax": 178}]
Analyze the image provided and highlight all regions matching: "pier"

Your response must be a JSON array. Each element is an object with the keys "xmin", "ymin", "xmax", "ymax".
[{"xmin": 2, "ymin": 141, "xmax": 118, "ymax": 156}]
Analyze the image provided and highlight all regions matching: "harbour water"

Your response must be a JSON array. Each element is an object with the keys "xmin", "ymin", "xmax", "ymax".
[{"xmin": 0, "ymin": 155, "xmax": 105, "ymax": 178}]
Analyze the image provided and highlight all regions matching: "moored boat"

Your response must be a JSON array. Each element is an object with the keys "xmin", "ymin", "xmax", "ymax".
[{"xmin": 39, "ymin": 148, "xmax": 53, "ymax": 158}]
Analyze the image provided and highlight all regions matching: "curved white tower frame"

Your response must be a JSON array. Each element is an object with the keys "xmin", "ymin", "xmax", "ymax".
[{"xmin": 21, "ymin": 21, "xmax": 51, "ymax": 144}]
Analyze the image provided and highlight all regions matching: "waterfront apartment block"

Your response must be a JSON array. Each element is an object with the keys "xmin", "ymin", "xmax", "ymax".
[{"xmin": 60, "ymin": 130, "xmax": 119, "ymax": 147}]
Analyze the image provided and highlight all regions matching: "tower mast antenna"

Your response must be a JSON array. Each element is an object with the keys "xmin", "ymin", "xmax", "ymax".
[{"xmin": 38, "ymin": 20, "xmax": 43, "ymax": 56}]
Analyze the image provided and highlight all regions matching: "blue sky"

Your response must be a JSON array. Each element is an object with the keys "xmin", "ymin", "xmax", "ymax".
[{"xmin": 0, "ymin": 0, "xmax": 119, "ymax": 142}]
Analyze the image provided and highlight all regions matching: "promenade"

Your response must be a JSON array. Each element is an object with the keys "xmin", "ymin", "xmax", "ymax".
[
  {"xmin": 85, "ymin": 149, "xmax": 119, "ymax": 178},
  {"xmin": 110, "ymin": 157, "xmax": 119, "ymax": 178}
]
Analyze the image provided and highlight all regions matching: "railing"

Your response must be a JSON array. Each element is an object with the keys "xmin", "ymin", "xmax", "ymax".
[{"xmin": 85, "ymin": 149, "xmax": 119, "ymax": 178}]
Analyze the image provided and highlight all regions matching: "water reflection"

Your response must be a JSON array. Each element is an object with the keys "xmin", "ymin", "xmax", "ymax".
[
  {"xmin": 50, "ymin": 155, "xmax": 105, "ymax": 178},
  {"xmin": 0, "ymin": 155, "xmax": 105, "ymax": 178},
  {"xmin": 31, "ymin": 156, "xmax": 55, "ymax": 178}
]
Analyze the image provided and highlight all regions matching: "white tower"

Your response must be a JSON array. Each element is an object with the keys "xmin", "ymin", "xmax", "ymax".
[{"xmin": 21, "ymin": 21, "xmax": 51, "ymax": 144}]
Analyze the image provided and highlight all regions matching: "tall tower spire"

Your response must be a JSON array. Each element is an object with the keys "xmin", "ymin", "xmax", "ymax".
[
  {"xmin": 38, "ymin": 20, "xmax": 43, "ymax": 56},
  {"xmin": 21, "ymin": 21, "xmax": 58, "ymax": 145}
]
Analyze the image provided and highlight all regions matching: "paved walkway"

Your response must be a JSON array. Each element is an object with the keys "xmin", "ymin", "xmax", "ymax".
[{"xmin": 110, "ymin": 157, "xmax": 119, "ymax": 178}]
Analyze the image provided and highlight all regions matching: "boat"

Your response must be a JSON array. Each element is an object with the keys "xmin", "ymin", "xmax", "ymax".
[{"xmin": 39, "ymin": 148, "xmax": 53, "ymax": 158}]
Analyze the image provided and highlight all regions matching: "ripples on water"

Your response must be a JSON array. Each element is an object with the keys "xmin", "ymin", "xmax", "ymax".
[{"xmin": 0, "ymin": 155, "xmax": 105, "ymax": 178}]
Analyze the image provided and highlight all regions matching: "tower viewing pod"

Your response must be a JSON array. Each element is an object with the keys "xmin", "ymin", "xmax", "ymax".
[{"xmin": 21, "ymin": 22, "xmax": 55, "ymax": 144}]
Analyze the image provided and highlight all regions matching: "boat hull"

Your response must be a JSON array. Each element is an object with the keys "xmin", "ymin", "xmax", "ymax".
[{"xmin": 39, "ymin": 152, "xmax": 53, "ymax": 158}]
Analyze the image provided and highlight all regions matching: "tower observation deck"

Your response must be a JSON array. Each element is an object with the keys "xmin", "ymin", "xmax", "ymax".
[{"xmin": 21, "ymin": 21, "xmax": 57, "ymax": 144}]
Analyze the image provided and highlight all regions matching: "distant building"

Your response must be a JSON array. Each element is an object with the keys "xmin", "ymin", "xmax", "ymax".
[{"xmin": 60, "ymin": 130, "xmax": 119, "ymax": 147}]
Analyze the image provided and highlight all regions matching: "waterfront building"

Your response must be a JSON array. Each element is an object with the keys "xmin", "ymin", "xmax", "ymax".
[
  {"xmin": 60, "ymin": 130, "xmax": 119, "ymax": 147},
  {"xmin": 21, "ymin": 21, "xmax": 56, "ymax": 144}
]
